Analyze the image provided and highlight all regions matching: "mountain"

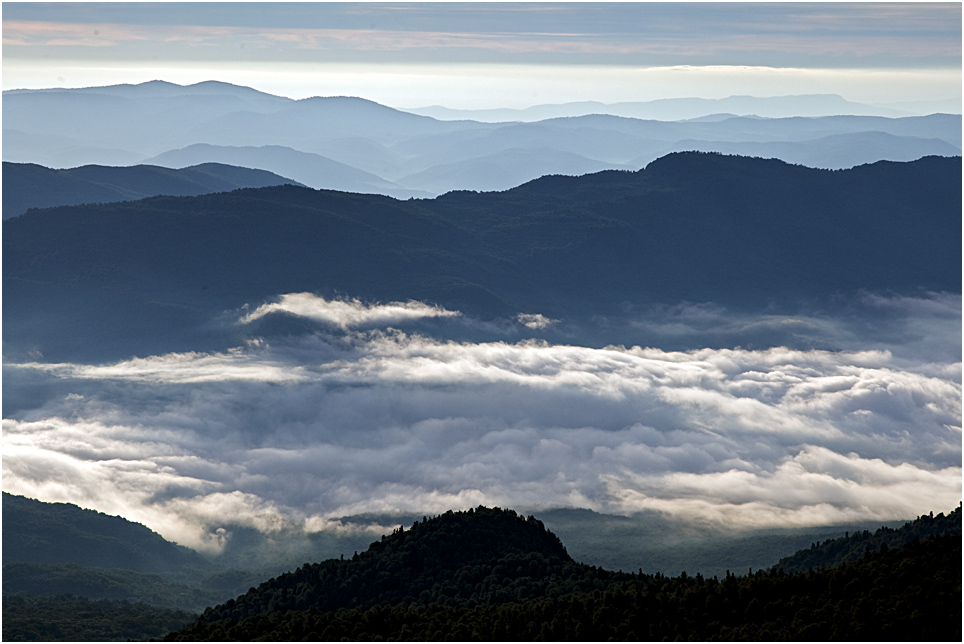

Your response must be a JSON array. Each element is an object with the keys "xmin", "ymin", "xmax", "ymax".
[
  {"xmin": 2, "ymin": 161, "xmax": 304, "ymax": 219},
  {"xmin": 3, "ymin": 79, "xmax": 290, "ymax": 106},
  {"xmin": 193, "ymin": 507, "xmax": 574, "ymax": 621},
  {"xmin": 163, "ymin": 506, "xmax": 962, "ymax": 641},
  {"xmin": 4, "ymin": 153, "xmax": 960, "ymax": 363},
  {"xmin": 0, "ymin": 493, "xmax": 380, "ymax": 616},
  {"xmin": 4, "ymin": 82, "xmax": 960, "ymax": 198},
  {"xmin": 772, "ymin": 504, "xmax": 962, "ymax": 574},
  {"xmin": 2, "ymin": 492, "xmax": 210, "ymax": 574},
  {"xmin": 395, "ymin": 147, "xmax": 631, "ymax": 194},
  {"xmin": 142, "ymin": 144, "xmax": 428, "ymax": 199},
  {"xmin": 1, "ymin": 80, "xmax": 297, "ymax": 160},
  {"xmin": 402, "ymin": 93, "xmax": 924, "ymax": 122},
  {"xmin": 629, "ymin": 131, "xmax": 962, "ymax": 169}
]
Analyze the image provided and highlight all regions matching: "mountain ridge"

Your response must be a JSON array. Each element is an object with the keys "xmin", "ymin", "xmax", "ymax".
[
  {"xmin": 2, "ymin": 492, "xmax": 211, "ymax": 574},
  {"xmin": 2, "ymin": 161, "xmax": 305, "ymax": 219},
  {"xmin": 4, "ymin": 81, "xmax": 960, "ymax": 197},
  {"xmin": 4, "ymin": 152, "xmax": 959, "ymax": 363}
]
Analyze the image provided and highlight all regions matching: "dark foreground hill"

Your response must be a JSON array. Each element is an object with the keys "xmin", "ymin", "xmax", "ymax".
[
  {"xmin": 163, "ymin": 506, "xmax": 962, "ymax": 641},
  {"xmin": 4, "ymin": 153, "xmax": 960, "ymax": 363},
  {"xmin": 2, "ymin": 161, "xmax": 303, "ymax": 219}
]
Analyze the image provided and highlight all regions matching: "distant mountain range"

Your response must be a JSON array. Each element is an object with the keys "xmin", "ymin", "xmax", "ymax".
[
  {"xmin": 2, "ymin": 161, "xmax": 303, "ymax": 219},
  {"xmin": 3, "ymin": 81, "xmax": 960, "ymax": 198},
  {"xmin": 404, "ymin": 93, "xmax": 962, "ymax": 122},
  {"xmin": 4, "ymin": 152, "xmax": 960, "ymax": 363}
]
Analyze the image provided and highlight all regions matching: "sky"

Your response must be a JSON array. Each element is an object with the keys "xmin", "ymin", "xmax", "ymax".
[{"xmin": 3, "ymin": 2, "xmax": 961, "ymax": 109}]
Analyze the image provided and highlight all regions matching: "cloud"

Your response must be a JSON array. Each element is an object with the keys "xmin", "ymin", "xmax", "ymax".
[
  {"xmin": 8, "ymin": 347, "xmax": 308, "ymax": 384},
  {"xmin": 607, "ymin": 445, "xmax": 962, "ymax": 531},
  {"xmin": 518, "ymin": 313, "xmax": 558, "ymax": 329},
  {"xmin": 4, "ymin": 294, "xmax": 959, "ymax": 553},
  {"xmin": 239, "ymin": 293, "xmax": 461, "ymax": 330}
]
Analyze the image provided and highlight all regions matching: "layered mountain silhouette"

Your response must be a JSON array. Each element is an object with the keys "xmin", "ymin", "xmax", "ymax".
[
  {"xmin": 4, "ymin": 153, "xmax": 960, "ymax": 362},
  {"xmin": 4, "ymin": 81, "xmax": 960, "ymax": 197},
  {"xmin": 2, "ymin": 161, "xmax": 303, "ymax": 219}
]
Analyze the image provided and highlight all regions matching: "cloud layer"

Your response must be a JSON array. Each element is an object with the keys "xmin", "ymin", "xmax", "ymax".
[{"xmin": 4, "ymin": 293, "xmax": 959, "ymax": 553}]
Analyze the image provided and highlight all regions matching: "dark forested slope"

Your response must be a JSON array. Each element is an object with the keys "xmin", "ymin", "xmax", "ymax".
[
  {"xmin": 4, "ymin": 153, "xmax": 960, "ymax": 362},
  {"xmin": 773, "ymin": 504, "xmax": 962, "ymax": 574},
  {"xmin": 2, "ymin": 161, "xmax": 303, "ymax": 219},
  {"xmin": 2, "ymin": 595, "xmax": 196, "ymax": 642},
  {"xmin": 164, "ymin": 506, "xmax": 962, "ymax": 642},
  {"xmin": 189, "ymin": 507, "xmax": 588, "ymax": 622}
]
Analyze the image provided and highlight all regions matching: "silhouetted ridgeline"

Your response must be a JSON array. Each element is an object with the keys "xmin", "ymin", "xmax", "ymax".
[
  {"xmin": 191, "ymin": 507, "xmax": 580, "ymax": 621},
  {"xmin": 163, "ymin": 506, "xmax": 962, "ymax": 641},
  {"xmin": 4, "ymin": 153, "xmax": 960, "ymax": 362},
  {"xmin": 773, "ymin": 503, "xmax": 961, "ymax": 574},
  {"xmin": 2, "ymin": 499, "xmax": 959, "ymax": 641}
]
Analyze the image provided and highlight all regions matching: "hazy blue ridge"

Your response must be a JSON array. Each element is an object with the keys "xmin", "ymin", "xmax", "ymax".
[
  {"xmin": 141, "ymin": 144, "xmax": 430, "ymax": 199},
  {"xmin": 2, "ymin": 161, "xmax": 305, "ymax": 219}
]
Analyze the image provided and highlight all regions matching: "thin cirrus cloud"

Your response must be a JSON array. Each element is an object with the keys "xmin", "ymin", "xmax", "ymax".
[{"xmin": 3, "ymin": 294, "xmax": 960, "ymax": 553}]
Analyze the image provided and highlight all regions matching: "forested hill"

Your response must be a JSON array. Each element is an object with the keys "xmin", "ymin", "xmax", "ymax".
[
  {"xmin": 773, "ymin": 504, "xmax": 961, "ymax": 574},
  {"xmin": 2, "ymin": 492, "xmax": 210, "ymax": 574},
  {"xmin": 190, "ymin": 507, "xmax": 585, "ymax": 623},
  {"xmin": 5, "ymin": 153, "xmax": 961, "ymax": 363},
  {"xmin": 165, "ymin": 505, "xmax": 962, "ymax": 641}
]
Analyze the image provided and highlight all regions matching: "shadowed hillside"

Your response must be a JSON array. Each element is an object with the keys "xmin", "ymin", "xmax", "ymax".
[{"xmin": 2, "ymin": 493, "xmax": 211, "ymax": 574}]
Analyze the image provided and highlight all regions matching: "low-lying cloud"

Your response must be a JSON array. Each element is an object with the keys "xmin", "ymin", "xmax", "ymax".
[{"xmin": 3, "ymin": 294, "xmax": 960, "ymax": 554}]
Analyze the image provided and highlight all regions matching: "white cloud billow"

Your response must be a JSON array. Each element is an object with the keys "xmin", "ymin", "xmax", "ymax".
[
  {"xmin": 518, "ymin": 313, "xmax": 558, "ymax": 329},
  {"xmin": 240, "ymin": 293, "xmax": 461, "ymax": 329},
  {"xmin": 3, "ymin": 294, "xmax": 961, "ymax": 552}
]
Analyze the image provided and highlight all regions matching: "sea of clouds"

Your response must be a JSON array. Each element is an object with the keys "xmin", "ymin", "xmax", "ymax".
[{"xmin": 3, "ymin": 293, "xmax": 960, "ymax": 553}]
